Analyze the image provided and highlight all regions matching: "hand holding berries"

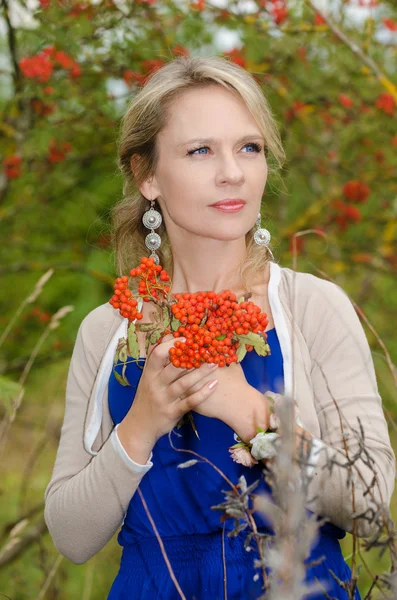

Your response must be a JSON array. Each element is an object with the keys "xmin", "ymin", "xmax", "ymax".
[
  {"xmin": 117, "ymin": 333, "xmax": 221, "ymax": 456},
  {"xmin": 183, "ymin": 359, "xmax": 271, "ymax": 438}
]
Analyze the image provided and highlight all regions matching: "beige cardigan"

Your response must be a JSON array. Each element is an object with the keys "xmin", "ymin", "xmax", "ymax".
[{"xmin": 44, "ymin": 262, "xmax": 396, "ymax": 564}]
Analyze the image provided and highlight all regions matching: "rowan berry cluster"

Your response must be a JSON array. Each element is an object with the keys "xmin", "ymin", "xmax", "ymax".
[
  {"xmin": 109, "ymin": 276, "xmax": 142, "ymax": 321},
  {"xmin": 169, "ymin": 291, "xmax": 268, "ymax": 369},
  {"xmin": 109, "ymin": 257, "xmax": 269, "ymax": 369},
  {"xmin": 131, "ymin": 257, "xmax": 171, "ymax": 302},
  {"xmin": 109, "ymin": 256, "xmax": 171, "ymax": 321}
]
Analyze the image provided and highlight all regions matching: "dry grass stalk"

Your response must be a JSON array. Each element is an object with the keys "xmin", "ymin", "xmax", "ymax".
[{"xmin": 0, "ymin": 305, "xmax": 74, "ymax": 455}]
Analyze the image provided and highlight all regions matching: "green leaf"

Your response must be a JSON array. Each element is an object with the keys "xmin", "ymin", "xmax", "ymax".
[
  {"xmin": 115, "ymin": 338, "xmax": 128, "ymax": 364},
  {"xmin": 255, "ymin": 343, "xmax": 271, "ymax": 357},
  {"xmin": 171, "ymin": 316, "xmax": 180, "ymax": 331},
  {"xmin": 137, "ymin": 322, "xmax": 158, "ymax": 332},
  {"xmin": 127, "ymin": 322, "xmax": 140, "ymax": 359},
  {"xmin": 122, "ymin": 362, "xmax": 130, "ymax": 384},
  {"xmin": 236, "ymin": 342, "xmax": 247, "ymax": 362},
  {"xmin": 119, "ymin": 344, "xmax": 128, "ymax": 363},
  {"xmin": 162, "ymin": 305, "xmax": 170, "ymax": 329},
  {"xmin": 236, "ymin": 331, "xmax": 263, "ymax": 345},
  {"xmin": 235, "ymin": 332, "xmax": 270, "ymax": 357},
  {"xmin": 229, "ymin": 442, "xmax": 248, "ymax": 449},
  {"xmin": 148, "ymin": 329, "xmax": 162, "ymax": 345},
  {"xmin": 113, "ymin": 368, "xmax": 130, "ymax": 387}
]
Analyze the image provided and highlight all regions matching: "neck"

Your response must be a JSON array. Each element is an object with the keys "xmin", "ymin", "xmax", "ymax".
[{"xmin": 168, "ymin": 237, "xmax": 249, "ymax": 296}]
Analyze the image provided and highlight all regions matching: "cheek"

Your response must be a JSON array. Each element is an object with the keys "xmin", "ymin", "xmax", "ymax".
[{"xmin": 257, "ymin": 160, "xmax": 268, "ymax": 181}]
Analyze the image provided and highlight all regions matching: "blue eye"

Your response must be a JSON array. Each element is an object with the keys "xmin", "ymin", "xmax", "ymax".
[{"xmin": 187, "ymin": 142, "xmax": 263, "ymax": 156}]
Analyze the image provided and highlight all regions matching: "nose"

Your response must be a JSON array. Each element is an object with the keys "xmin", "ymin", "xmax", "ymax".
[{"xmin": 215, "ymin": 151, "xmax": 245, "ymax": 186}]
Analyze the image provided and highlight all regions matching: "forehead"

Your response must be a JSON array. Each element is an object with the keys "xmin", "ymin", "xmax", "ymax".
[{"xmin": 160, "ymin": 86, "xmax": 262, "ymax": 142}]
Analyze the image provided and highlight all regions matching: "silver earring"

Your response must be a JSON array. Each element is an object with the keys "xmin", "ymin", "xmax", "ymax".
[
  {"xmin": 254, "ymin": 212, "xmax": 274, "ymax": 259},
  {"xmin": 142, "ymin": 199, "xmax": 162, "ymax": 265}
]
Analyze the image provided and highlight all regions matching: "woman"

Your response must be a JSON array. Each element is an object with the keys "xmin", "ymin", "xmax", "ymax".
[{"xmin": 44, "ymin": 56, "xmax": 395, "ymax": 599}]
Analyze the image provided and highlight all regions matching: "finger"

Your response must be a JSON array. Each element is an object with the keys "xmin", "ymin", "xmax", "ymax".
[
  {"xmin": 165, "ymin": 362, "xmax": 219, "ymax": 398},
  {"xmin": 177, "ymin": 377, "xmax": 219, "ymax": 414}
]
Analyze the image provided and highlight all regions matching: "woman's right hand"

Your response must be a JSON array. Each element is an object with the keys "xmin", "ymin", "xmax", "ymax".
[{"xmin": 117, "ymin": 334, "xmax": 219, "ymax": 462}]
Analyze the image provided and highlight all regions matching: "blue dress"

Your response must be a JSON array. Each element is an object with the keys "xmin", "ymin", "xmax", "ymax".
[{"xmin": 107, "ymin": 329, "xmax": 361, "ymax": 600}]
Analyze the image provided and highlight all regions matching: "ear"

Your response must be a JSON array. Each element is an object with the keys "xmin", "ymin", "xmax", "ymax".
[{"xmin": 130, "ymin": 154, "xmax": 161, "ymax": 201}]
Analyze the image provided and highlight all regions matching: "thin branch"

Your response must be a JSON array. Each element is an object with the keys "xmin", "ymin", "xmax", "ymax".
[
  {"xmin": 37, "ymin": 553, "xmax": 63, "ymax": 600},
  {"xmin": 0, "ymin": 268, "xmax": 54, "ymax": 350},
  {"xmin": 0, "ymin": 0, "xmax": 21, "ymax": 90},
  {"xmin": 1, "ymin": 502, "xmax": 44, "ymax": 541},
  {"xmin": 82, "ymin": 557, "xmax": 95, "ymax": 600},
  {"xmin": 222, "ymin": 521, "xmax": 227, "ymax": 600},
  {"xmin": 306, "ymin": 0, "xmax": 397, "ymax": 102},
  {"xmin": 0, "ymin": 516, "xmax": 47, "ymax": 568},
  {"xmin": 0, "ymin": 305, "xmax": 74, "ymax": 454},
  {"xmin": 136, "ymin": 488, "xmax": 187, "ymax": 600}
]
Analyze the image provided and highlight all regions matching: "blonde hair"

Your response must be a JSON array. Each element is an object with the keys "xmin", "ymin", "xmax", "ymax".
[{"xmin": 111, "ymin": 55, "xmax": 286, "ymax": 293}]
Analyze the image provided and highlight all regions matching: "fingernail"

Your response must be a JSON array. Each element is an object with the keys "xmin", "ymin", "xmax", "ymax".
[
  {"xmin": 208, "ymin": 380, "xmax": 218, "ymax": 389},
  {"xmin": 207, "ymin": 363, "xmax": 218, "ymax": 368}
]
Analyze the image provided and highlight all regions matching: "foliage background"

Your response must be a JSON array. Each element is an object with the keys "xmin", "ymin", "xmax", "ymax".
[{"xmin": 0, "ymin": 0, "xmax": 396, "ymax": 598}]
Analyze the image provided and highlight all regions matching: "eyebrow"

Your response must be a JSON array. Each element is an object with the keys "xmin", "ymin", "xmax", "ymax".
[{"xmin": 177, "ymin": 134, "xmax": 265, "ymax": 147}]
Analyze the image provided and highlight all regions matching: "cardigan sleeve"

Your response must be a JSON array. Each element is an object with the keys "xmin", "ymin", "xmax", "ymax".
[
  {"xmin": 299, "ymin": 274, "xmax": 396, "ymax": 538},
  {"xmin": 44, "ymin": 305, "xmax": 153, "ymax": 564}
]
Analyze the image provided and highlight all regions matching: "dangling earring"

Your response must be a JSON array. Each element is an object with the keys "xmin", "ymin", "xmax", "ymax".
[
  {"xmin": 142, "ymin": 198, "xmax": 162, "ymax": 265},
  {"xmin": 254, "ymin": 212, "xmax": 274, "ymax": 260}
]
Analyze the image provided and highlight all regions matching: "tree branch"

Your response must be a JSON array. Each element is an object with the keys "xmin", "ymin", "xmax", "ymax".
[
  {"xmin": 0, "ymin": 516, "xmax": 47, "ymax": 568},
  {"xmin": 306, "ymin": 0, "xmax": 397, "ymax": 102},
  {"xmin": 0, "ymin": 0, "xmax": 21, "ymax": 91}
]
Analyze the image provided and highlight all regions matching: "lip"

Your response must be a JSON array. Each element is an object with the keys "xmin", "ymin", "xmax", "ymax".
[
  {"xmin": 210, "ymin": 199, "xmax": 247, "ymax": 207},
  {"xmin": 211, "ymin": 204, "xmax": 245, "ymax": 213}
]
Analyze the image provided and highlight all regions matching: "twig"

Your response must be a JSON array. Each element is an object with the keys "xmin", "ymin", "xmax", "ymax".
[
  {"xmin": 305, "ymin": 0, "xmax": 397, "ymax": 102},
  {"xmin": 0, "ymin": 269, "xmax": 54, "ymax": 350},
  {"xmin": 37, "ymin": 553, "xmax": 63, "ymax": 600},
  {"xmin": 0, "ymin": 516, "xmax": 47, "ymax": 568},
  {"xmin": 82, "ymin": 556, "xmax": 95, "ymax": 600},
  {"xmin": 168, "ymin": 431, "xmax": 269, "ymax": 589},
  {"xmin": 0, "ymin": 0, "xmax": 21, "ymax": 89},
  {"xmin": 0, "ymin": 305, "xmax": 74, "ymax": 454},
  {"xmin": 222, "ymin": 521, "xmax": 227, "ymax": 600},
  {"xmin": 18, "ymin": 432, "xmax": 49, "ymax": 512},
  {"xmin": 1, "ymin": 502, "xmax": 44, "ymax": 540},
  {"xmin": 358, "ymin": 551, "xmax": 389, "ymax": 600},
  {"xmin": 136, "ymin": 487, "xmax": 187, "ymax": 600}
]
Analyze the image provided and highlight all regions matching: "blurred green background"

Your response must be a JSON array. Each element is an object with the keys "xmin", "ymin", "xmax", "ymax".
[{"xmin": 1, "ymin": 0, "xmax": 396, "ymax": 598}]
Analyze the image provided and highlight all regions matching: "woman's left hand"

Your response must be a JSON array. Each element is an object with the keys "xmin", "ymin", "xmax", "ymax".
[{"xmin": 186, "ymin": 361, "xmax": 271, "ymax": 440}]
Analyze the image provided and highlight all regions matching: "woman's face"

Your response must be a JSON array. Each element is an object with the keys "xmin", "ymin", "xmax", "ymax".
[{"xmin": 138, "ymin": 85, "xmax": 268, "ymax": 244}]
